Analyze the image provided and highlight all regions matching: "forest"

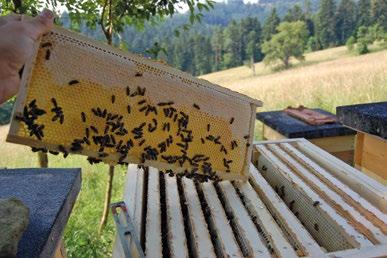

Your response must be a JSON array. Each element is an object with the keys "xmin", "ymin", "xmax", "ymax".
[{"xmin": 60, "ymin": 0, "xmax": 387, "ymax": 76}]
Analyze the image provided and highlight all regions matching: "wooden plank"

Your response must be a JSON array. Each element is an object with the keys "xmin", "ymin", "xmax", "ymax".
[
  {"xmin": 257, "ymin": 144, "xmax": 373, "ymax": 248},
  {"xmin": 113, "ymin": 165, "xmax": 145, "ymax": 258},
  {"xmin": 218, "ymin": 181, "xmax": 271, "ymax": 258},
  {"xmin": 271, "ymin": 143, "xmax": 387, "ymax": 244},
  {"xmin": 145, "ymin": 168, "xmax": 162, "ymax": 258},
  {"xmin": 181, "ymin": 177, "xmax": 216, "ymax": 258},
  {"xmin": 201, "ymin": 182, "xmax": 243, "ymax": 257},
  {"xmin": 165, "ymin": 175, "xmax": 189, "ymax": 258},
  {"xmin": 53, "ymin": 239, "xmax": 67, "ymax": 258},
  {"xmin": 234, "ymin": 181, "xmax": 298, "ymax": 258},
  {"xmin": 327, "ymin": 244, "xmax": 387, "ymax": 258},
  {"xmin": 262, "ymin": 124, "xmax": 287, "ymax": 141},
  {"xmin": 329, "ymin": 150, "xmax": 354, "ymax": 165},
  {"xmin": 248, "ymin": 163, "xmax": 326, "ymax": 257},
  {"xmin": 295, "ymin": 138, "xmax": 387, "ymax": 213},
  {"xmin": 354, "ymin": 132, "xmax": 365, "ymax": 168},
  {"xmin": 309, "ymin": 135, "xmax": 354, "ymax": 153},
  {"xmin": 358, "ymin": 133, "xmax": 387, "ymax": 182},
  {"xmin": 281, "ymin": 143, "xmax": 387, "ymax": 232}
]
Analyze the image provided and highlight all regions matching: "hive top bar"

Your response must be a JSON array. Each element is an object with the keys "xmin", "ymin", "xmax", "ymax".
[
  {"xmin": 256, "ymin": 109, "xmax": 355, "ymax": 139},
  {"xmin": 336, "ymin": 102, "xmax": 387, "ymax": 140},
  {"xmin": 7, "ymin": 26, "xmax": 261, "ymax": 180}
]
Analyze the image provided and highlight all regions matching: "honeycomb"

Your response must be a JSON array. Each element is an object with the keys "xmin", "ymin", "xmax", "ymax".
[{"xmin": 7, "ymin": 27, "xmax": 261, "ymax": 180}]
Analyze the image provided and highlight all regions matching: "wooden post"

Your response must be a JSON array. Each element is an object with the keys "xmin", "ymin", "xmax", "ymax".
[{"xmin": 38, "ymin": 152, "xmax": 48, "ymax": 168}]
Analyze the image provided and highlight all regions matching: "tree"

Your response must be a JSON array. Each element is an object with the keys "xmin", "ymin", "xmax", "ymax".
[
  {"xmin": 371, "ymin": 0, "xmax": 387, "ymax": 31},
  {"xmin": 346, "ymin": 36, "xmax": 356, "ymax": 51},
  {"xmin": 262, "ymin": 21, "xmax": 308, "ymax": 68},
  {"xmin": 245, "ymin": 31, "xmax": 259, "ymax": 75},
  {"xmin": 193, "ymin": 34, "xmax": 212, "ymax": 75},
  {"xmin": 223, "ymin": 20, "xmax": 243, "ymax": 68},
  {"xmin": 315, "ymin": 0, "xmax": 337, "ymax": 48},
  {"xmin": 335, "ymin": 0, "xmax": 357, "ymax": 45},
  {"xmin": 357, "ymin": 0, "xmax": 372, "ymax": 28},
  {"xmin": 262, "ymin": 8, "xmax": 280, "ymax": 41},
  {"xmin": 284, "ymin": 5, "xmax": 305, "ymax": 22},
  {"xmin": 211, "ymin": 27, "xmax": 224, "ymax": 71},
  {"xmin": 356, "ymin": 26, "xmax": 372, "ymax": 54}
]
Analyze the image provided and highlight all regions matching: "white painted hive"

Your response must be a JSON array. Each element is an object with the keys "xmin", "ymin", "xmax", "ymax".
[{"xmin": 113, "ymin": 139, "xmax": 387, "ymax": 258}]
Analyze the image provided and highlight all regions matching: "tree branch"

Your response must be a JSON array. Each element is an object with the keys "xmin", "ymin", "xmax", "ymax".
[{"xmin": 100, "ymin": 0, "xmax": 108, "ymax": 39}]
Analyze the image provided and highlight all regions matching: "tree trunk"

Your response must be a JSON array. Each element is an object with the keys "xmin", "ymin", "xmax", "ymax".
[
  {"xmin": 99, "ymin": 165, "xmax": 114, "ymax": 234},
  {"xmin": 251, "ymin": 56, "xmax": 256, "ymax": 76},
  {"xmin": 283, "ymin": 56, "xmax": 290, "ymax": 68},
  {"xmin": 99, "ymin": 0, "xmax": 115, "ymax": 234},
  {"xmin": 38, "ymin": 152, "xmax": 48, "ymax": 168}
]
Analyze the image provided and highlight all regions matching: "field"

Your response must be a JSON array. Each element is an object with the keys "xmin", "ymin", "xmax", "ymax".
[
  {"xmin": 201, "ymin": 46, "xmax": 387, "ymax": 139},
  {"xmin": 0, "ymin": 45, "xmax": 386, "ymax": 257}
]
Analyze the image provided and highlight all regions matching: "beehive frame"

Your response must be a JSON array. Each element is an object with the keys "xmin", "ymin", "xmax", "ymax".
[
  {"xmin": 7, "ymin": 26, "xmax": 261, "ymax": 180},
  {"xmin": 113, "ymin": 139, "xmax": 387, "ymax": 258}
]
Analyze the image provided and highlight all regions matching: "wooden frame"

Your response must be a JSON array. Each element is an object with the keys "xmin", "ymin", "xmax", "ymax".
[
  {"xmin": 7, "ymin": 27, "xmax": 262, "ymax": 180},
  {"xmin": 262, "ymin": 124, "xmax": 355, "ymax": 165},
  {"xmin": 354, "ymin": 132, "xmax": 387, "ymax": 185}
]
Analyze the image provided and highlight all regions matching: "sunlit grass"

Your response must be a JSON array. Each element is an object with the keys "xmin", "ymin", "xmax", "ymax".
[{"xmin": 201, "ymin": 47, "xmax": 387, "ymax": 139}]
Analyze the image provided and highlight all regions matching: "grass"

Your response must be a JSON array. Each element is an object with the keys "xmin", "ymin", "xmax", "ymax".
[
  {"xmin": 201, "ymin": 46, "xmax": 387, "ymax": 139},
  {"xmin": 0, "ymin": 45, "xmax": 386, "ymax": 256}
]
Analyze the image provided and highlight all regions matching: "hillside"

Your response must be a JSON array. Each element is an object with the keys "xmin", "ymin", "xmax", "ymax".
[{"xmin": 200, "ymin": 46, "xmax": 387, "ymax": 138}]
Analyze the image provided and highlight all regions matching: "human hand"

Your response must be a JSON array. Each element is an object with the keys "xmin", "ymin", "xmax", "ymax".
[{"xmin": 0, "ymin": 9, "xmax": 54, "ymax": 104}]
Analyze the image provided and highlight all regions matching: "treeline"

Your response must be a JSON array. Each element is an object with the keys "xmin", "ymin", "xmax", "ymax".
[{"xmin": 144, "ymin": 0, "xmax": 386, "ymax": 75}]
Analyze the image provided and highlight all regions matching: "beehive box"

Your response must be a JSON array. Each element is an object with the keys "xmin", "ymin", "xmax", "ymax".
[
  {"xmin": 113, "ymin": 139, "xmax": 387, "ymax": 258},
  {"xmin": 7, "ymin": 27, "xmax": 261, "ymax": 180}
]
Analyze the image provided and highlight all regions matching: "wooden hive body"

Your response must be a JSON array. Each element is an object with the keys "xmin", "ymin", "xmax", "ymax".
[
  {"xmin": 113, "ymin": 139, "xmax": 387, "ymax": 258},
  {"xmin": 7, "ymin": 27, "xmax": 261, "ymax": 180}
]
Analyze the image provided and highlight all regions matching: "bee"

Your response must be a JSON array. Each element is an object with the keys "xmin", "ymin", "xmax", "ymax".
[
  {"xmin": 90, "ymin": 126, "xmax": 98, "ymax": 134},
  {"xmin": 207, "ymin": 124, "xmax": 211, "ymax": 132},
  {"xmin": 138, "ymin": 99, "xmax": 146, "ymax": 105},
  {"xmin": 314, "ymin": 223, "xmax": 319, "ymax": 231},
  {"xmin": 139, "ymin": 139, "xmax": 145, "ymax": 146},
  {"xmin": 201, "ymin": 138, "xmax": 205, "ymax": 144},
  {"xmin": 41, "ymin": 42, "xmax": 52, "ymax": 48},
  {"xmin": 193, "ymin": 103, "xmax": 200, "ymax": 110},
  {"xmin": 83, "ymin": 137, "xmax": 91, "ymax": 145},
  {"xmin": 135, "ymin": 72, "xmax": 143, "ymax": 77},
  {"xmin": 313, "ymin": 201, "xmax": 320, "ymax": 207},
  {"xmin": 111, "ymin": 95, "xmax": 116, "ymax": 104},
  {"xmin": 229, "ymin": 117, "xmax": 234, "ymax": 124},
  {"xmin": 98, "ymin": 152, "xmax": 109, "ymax": 158},
  {"xmin": 246, "ymin": 143, "xmax": 251, "ymax": 147},
  {"xmin": 126, "ymin": 86, "xmax": 130, "ymax": 96},
  {"xmin": 127, "ymin": 105, "xmax": 131, "ymax": 114},
  {"xmin": 68, "ymin": 80, "xmax": 79, "ymax": 85},
  {"xmin": 45, "ymin": 49, "xmax": 51, "ymax": 60},
  {"xmin": 81, "ymin": 112, "xmax": 86, "ymax": 122},
  {"xmin": 51, "ymin": 98, "xmax": 57, "ymax": 107},
  {"xmin": 244, "ymin": 135, "xmax": 249, "ymax": 139},
  {"xmin": 231, "ymin": 140, "xmax": 238, "ymax": 150}
]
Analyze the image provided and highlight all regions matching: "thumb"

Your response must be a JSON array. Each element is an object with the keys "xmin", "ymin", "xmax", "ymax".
[{"xmin": 23, "ymin": 9, "xmax": 54, "ymax": 40}]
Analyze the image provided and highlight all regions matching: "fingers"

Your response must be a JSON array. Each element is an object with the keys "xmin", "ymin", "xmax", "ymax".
[{"xmin": 22, "ymin": 9, "xmax": 55, "ymax": 40}]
